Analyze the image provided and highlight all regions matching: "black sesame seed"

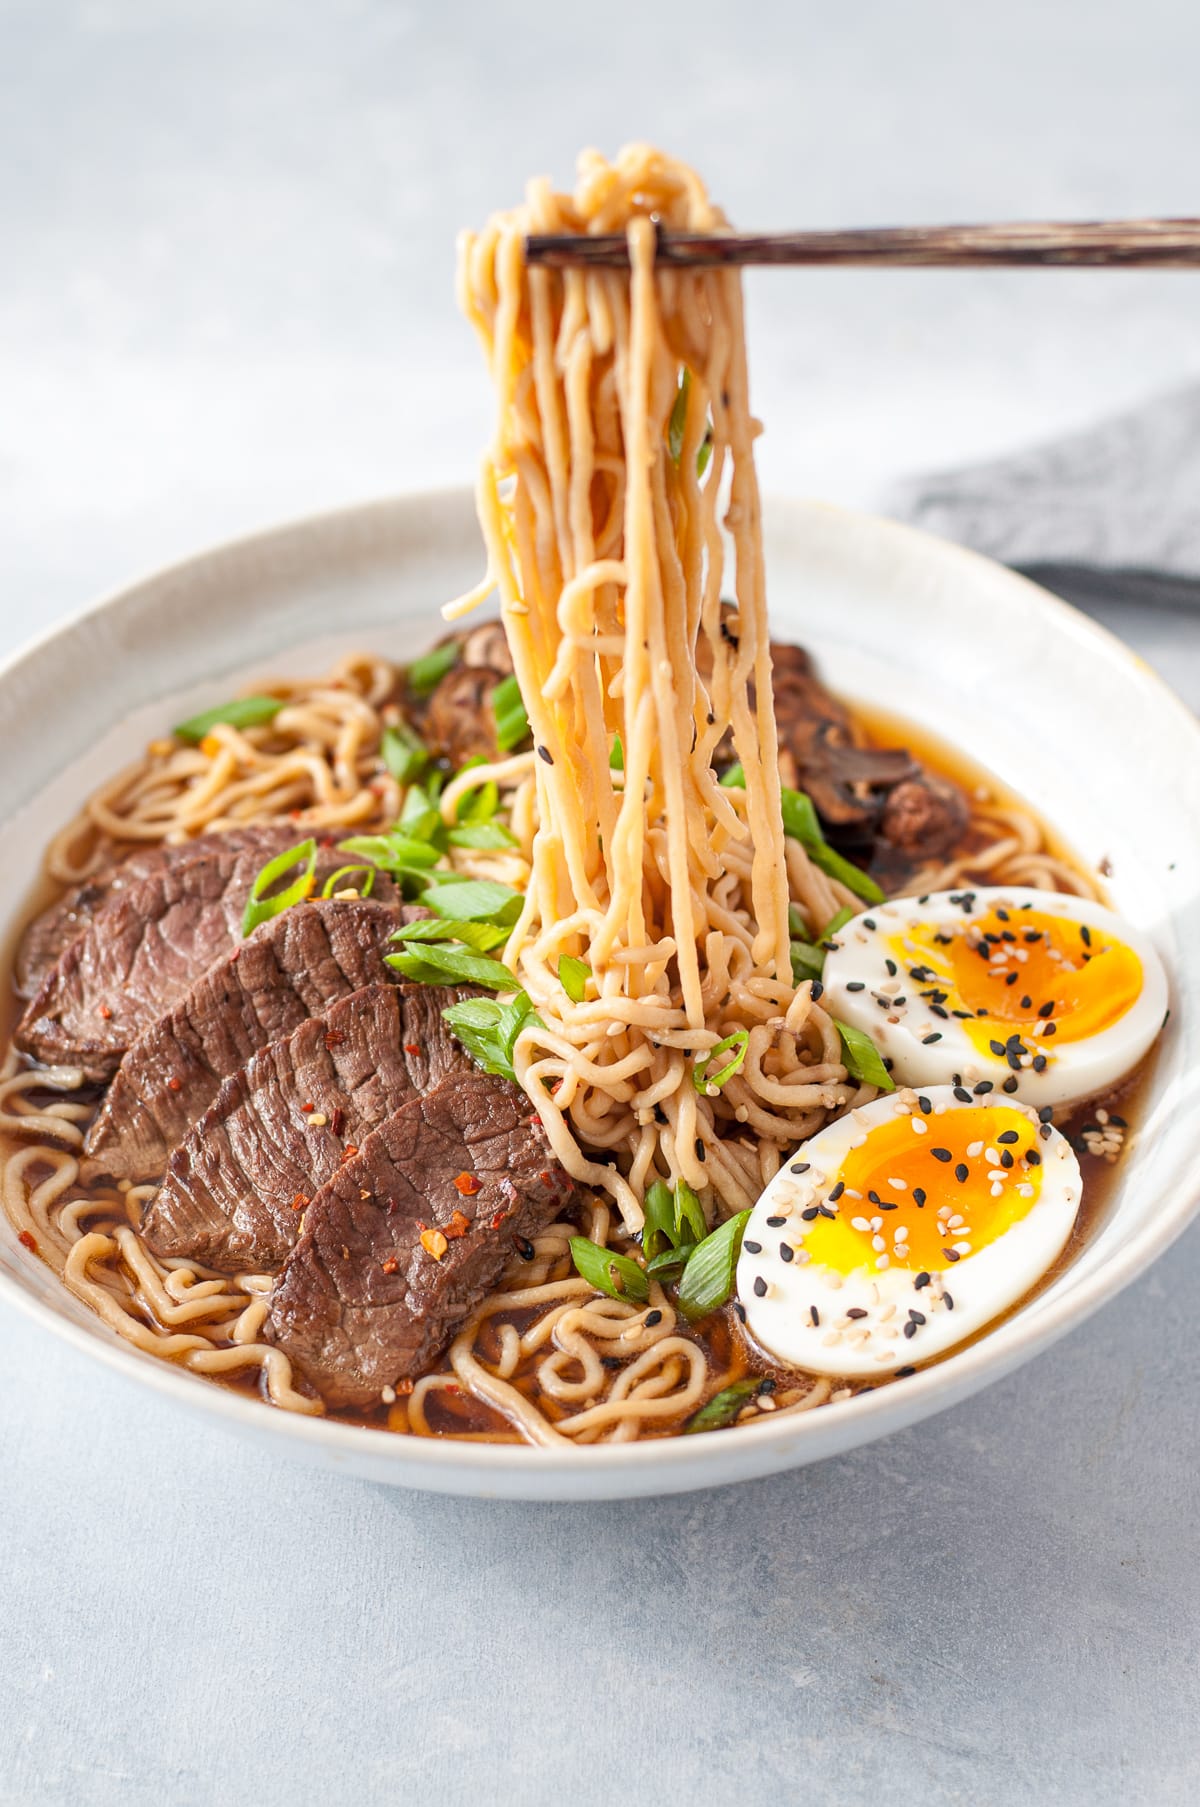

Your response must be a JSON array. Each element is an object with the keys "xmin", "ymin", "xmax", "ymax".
[
  {"xmin": 885, "ymin": 958, "xmax": 898, "ymax": 977},
  {"xmin": 780, "ymin": 1243, "xmax": 795, "ymax": 1263},
  {"xmin": 811, "ymin": 981, "xmax": 824, "ymax": 1002},
  {"xmin": 734, "ymin": 1300, "xmax": 747, "ymax": 1323},
  {"xmin": 974, "ymin": 1081, "xmax": 994, "ymax": 1096},
  {"xmin": 1043, "ymin": 1023, "xmax": 1058, "ymax": 1038},
  {"xmin": 863, "ymin": 918, "xmax": 877, "ymax": 931},
  {"xmin": 909, "ymin": 1309, "xmax": 926, "ymax": 1325},
  {"xmin": 997, "ymin": 1130, "xmax": 1019, "ymax": 1144},
  {"xmin": 930, "ymin": 1004, "xmax": 949, "ymax": 1019},
  {"xmin": 903, "ymin": 1320, "xmax": 917, "ymax": 1339},
  {"xmin": 846, "ymin": 981, "xmax": 866, "ymax": 992},
  {"xmin": 1038, "ymin": 1105, "xmax": 1054, "ymax": 1122},
  {"xmin": 989, "ymin": 1039, "xmax": 1007, "ymax": 1056},
  {"xmin": 800, "ymin": 1206, "xmax": 819, "ymax": 1222},
  {"xmin": 1110, "ymin": 1115, "xmax": 1128, "ymax": 1129},
  {"xmin": 921, "ymin": 1032, "xmax": 942, "ymax": 1045},
  {"xmin": 744, "ymin": 1239, "xmax": 763, "ymax": 1254},
  {"xmin": 943, "ymin": 1292, "xmax": 955, "ymax": 1311},
  {"xmin": 846, "ymin": 1307, "xmax": 868, "ymax": 1320},
  {"xmin": 758, "ymin": 1377, "xmax": 778, "ymax": 1395},
  {"xmin": 1003, "ymin": 1076, "xmax": 1019, "ymax": 1093},
  {"xmin": 809, "ymin": 1306, "xmax": 820, "ymax": 1327},
  {"xmin": 1081, "ymin": 924, "xmax": 1092, "ymax": 946},
  {"xmin": 1000, "ymin": 1150, "xmax": 1014, "ymax": 1169},
  {"xmin": 868, "ymin": 1190, "xmax": 881, "ymax": 1205},
  {"xmin": 818, "ymin": 1204, "xmax": 837, "ymax": 1220},
  {"xmin": 895, "ymin": 1365, "xmax": 917, "ymax": 1378},
  {"xmin": 536, "ymin": 744, "xmax": 554, "ymax": 764},
  {"xmin": 953, "ymin": 1086, "xmax": 972, "ymax": 1103},
  {"xmin": 1026, "ymin": 1150, "xmax": 1042, "ymax": 1167},
  {"xmin": 914, "ymin": 1271, "xmax": 931, "ymax": 1289},
  {"xmin": 653, "ymin": 1103, "xmax": 668, "ymax": 1125},
  {"xmin": 791, "ymin": 1161, "xmax": 811, "ymax": 1174},
  {"xmin": 954, "ymin": 1163, "xmax": 969, "ymax": 1183},
  {"xmin": 1038, "ymin": 999, "xmax": 1055, "ymax": 1018},
  {"xmin": 944, "ymin": 1247, "xmax": 961, "ymax": 1262},
  {"xmin": 766, "ymin": 1215, "xmax": 786, "ymax": 1227},
  {"xmin": 695, "ymin": 1138, "xmax": 706, "ymax": 1161},
  {"xmin": 931, "ymin": 1148, "xmax": 952, "ymax": 1163},
  {"xmin": 912, "ymin": 1188, "xmax": 927, "ymax": 1207},
  {"xmin": 1040, "ymin": 1124, "xmax": 1052, "ymax": 1140},
  {"xmin": 645, "ymin": 1309, "xmax": 663, "ymax": 1326},
  {"xmin": 1005, "ymin": 972, "xmax": 1019, "ymax": 987},
  {"xmin": 753, "ymin": 1276, "xmax": 767, "ymax": 1298},
  {"xmin": 828, "ymin": 1180, "xmax": 845, "ymax": 1201},
  {"xmin": 918, "ymin": 1095, "xmax": 933, "ymax": 1114}
]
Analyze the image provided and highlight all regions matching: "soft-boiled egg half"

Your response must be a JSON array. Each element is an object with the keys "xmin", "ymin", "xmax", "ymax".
[
  {"xmin": 735, "ymin": 1086, "xmax": 1082, "ymax": 1378},
  {"xmin": 822, "ymin": 887, "xmax": 1166, "ymax": 1109}
]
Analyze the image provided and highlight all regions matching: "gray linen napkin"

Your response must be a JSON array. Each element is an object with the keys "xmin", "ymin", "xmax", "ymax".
[{"xmin": 886, "ymin": 383, "xmax": 1200, "ymax": 614}]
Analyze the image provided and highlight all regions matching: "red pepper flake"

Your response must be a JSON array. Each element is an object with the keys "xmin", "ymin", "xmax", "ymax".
[
  {"xmin": 17, "ymin": 1229, "xmax": 37, "ymax": 1254},
  {"xmin": 325, "ymin": 1030, "xmax": 345, "ymax": 1049},
  {"xmin": 490, "ymin": 1210, "xmax": 506, "ymax": 1229},
  {"xmin": 290, "ymin": 1192, "xmax": 310, "ymax": 1212},
  {"xmin": 329, "ymin": 1107, "xmax": 346, "ymax": 1136},
  {"xmin": 404, "ymin": 1043, "xmax": 421, "ymax": 1056},
  {"xmin": 539, "ymin": 1171, "xmax": 552, "ymax": 1185},
  {"xmin": 301, "ymin": 1100, "xmax": 315, "ymax": 1114},
  {"xmin": 167, "ymin": 1077, "xmax": 182, "ymax": 1093},
  {"xmin": 420, "ymin": 1227, "xmax": 449, "ymax": 1261},
  {"xmin": 453, "ymin": 1171, "xmax": 482, "ymax": 1196},
  {"xmin": 443, "ymin": 1209, "xmax": 471, "ymax": 1241},
  {"xmin": 98, "ymin": 1004, "xmax": 113, "ymax": 1021},
  {"xmin": 395, "ymin": 1378, "xmax": 414, "ymax": 1396},
  {"xmin": 341, "ymin": 1144, "xmax": 359, "ymax": 1162},
  {"xmin": 381, "ymin": 1256, "xmax": 400, "ymax": 1275},
  {"xmin": 289, "ymin": 808, "xmax": 302, "ymax": 820}
]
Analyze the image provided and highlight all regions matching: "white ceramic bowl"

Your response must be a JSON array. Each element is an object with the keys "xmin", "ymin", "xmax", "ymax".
[{"xmin": 2, "ymin": 492, "xmax": 1197, "ymax": 1500}]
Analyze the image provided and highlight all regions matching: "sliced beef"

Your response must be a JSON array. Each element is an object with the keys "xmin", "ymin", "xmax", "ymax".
[
  {"xmin": 412, "ymin": 620, "xmax": 519, "ymax": 767},
  {"xmin": 15, "ymin": 833, "xmax": 391, "ymax": 1079},
  {"xmin": 13, "ymin": 826, "xmax": 306, "ymax": 1001},
  {"xmin": 81, "ymin": 899, "xmax": 410, "ymax": 1184},
  {"xmin": 141, "ymin": 983, "xmax": 474, "ymax": 1273},
  {"xmin": 264, "ymin": 1073, "xmax": 576, "ymax": 1408}
]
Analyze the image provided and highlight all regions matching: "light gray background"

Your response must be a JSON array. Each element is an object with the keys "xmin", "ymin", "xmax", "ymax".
[{"xmin": 2, "ymin": 4, "xmax": 1199, "ymax": 1804}]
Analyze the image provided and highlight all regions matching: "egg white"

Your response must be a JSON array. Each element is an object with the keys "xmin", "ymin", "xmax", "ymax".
[
  {"xmin": 735, "ymin": 1086, "xmax": 1083, "ymax": 1379},
  {"xmin": 821, "ymin": 887, "xmax": 1166, "ymax": 1108}
]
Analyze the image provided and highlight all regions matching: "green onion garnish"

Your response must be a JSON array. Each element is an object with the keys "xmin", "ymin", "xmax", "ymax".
[
  {"xmin": 668, "ymin": 369, "xmax": 691, "ymax": 464},
  {"xmin": 422, "ymin": 878, "xmax": 523, "ymax": 926},
  {"xmin": 390, "ymin": 917, "xmax": 509, "ymax": 953},
  {"xmin": 446, "ymin": 821, "xmax": 519, "ymax": 851},
  {"xmin": 719, "ymin": 762, "xmax": 745, "ymax": 788},
  {"xmin": 386, "ymin": 943, "xmax": 517, "ymax": 990},
  {"xmin": 790, "ymin": 941, "xmax": 825, "ymax": 984},
  {"xmin": 492, "ymin": 673, "xmax": 529, "ymax": 752},
  {"xmin": 380, "ymin": 722, "xmax": 428, "ymax": 785},
  {"xmin": 406, "ymin": 641, "xmax": 459, "ymax": 697},
  {"xmin": 684, "ymin": 1378, "xmax": 763, "ymax": 1434},
  {"xmin": 834, "ymin": 1018, "xmax": 895, "ymax": 1092},
  {"xmin": 241, "ymin": 838, "xmax": 317, "ymax": 937},
  {"xmin": 339, "ymin": 832, "xmax": 442, "ymax": 873},
  {"xmin": 677, "ymin": 1209, "xmax": 752, "ymax": 1322},
  {"xmin": 641, "ymin": 1180, "xmax": 677, "ymax": 1262},
  {"xmin": 674, "ymin": 1179, "xmax": 708, "ymax": 1246},
  {"xmin": 558, "ymin": 955, "xmax": 591, "ymax": 1003},
  {"xmin": 780, "ymin": 787, "xmax": 884, "ymax": 904},
  {"xmin": 441, "ymin": 991, "xmax": 541, "ymax": 1083},
  {"xmin": 174, "ymin": 695, "xmax": 283, "ymax": 743},
  {"xmin": 693, "ymin": 1029, "xmax": 750, "ymax": 1093},
  {"xmin": 319, "ymin": 864, "xmax": 376, "ymax": 900},
  {"xmin": 822, "ymin": 905, "xmax": 855, "ymax": 939},
  {"xmin": 569, "ymin": 1237, "xmax": 650, "ymax": 1304},
  {"xmin": 609, "ymin": 734, "xmax": 624, "ymax": 772}
]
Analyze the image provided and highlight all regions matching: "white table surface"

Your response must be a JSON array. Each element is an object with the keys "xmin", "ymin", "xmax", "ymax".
[{"xmin": 2, "ymin": 5, "xmax": 1199, "ymax": 1803}]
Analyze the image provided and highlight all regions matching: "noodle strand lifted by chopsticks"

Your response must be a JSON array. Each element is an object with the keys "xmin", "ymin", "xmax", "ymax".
[{"xmin": 451, "ymin": 145, "xmax": 853, "ymax": 1226}]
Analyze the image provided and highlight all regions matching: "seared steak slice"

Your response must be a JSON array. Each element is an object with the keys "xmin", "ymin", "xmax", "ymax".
[
  {"xmin": 13, "ymin": 826, "xmax": 309, "ymax": 1001},
  {"xmin": 15, "ymin": 833, "xmax": 390, "ymax": 1078},
  {"xmin": 82, "ymin": 899, "xmax": 407, "ymax": 1183},
  {"xmin": 264, "ymin": 1074, "xmax": 576, "ymax": 1409},
  {"xmin": 142, "ymin": 983, "xmax": 473, "ymax": 1273}
]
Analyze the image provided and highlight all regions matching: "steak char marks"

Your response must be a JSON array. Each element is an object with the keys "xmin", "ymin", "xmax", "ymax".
[
  {"xmin": 82, "ymin": 898, "xmax": 411, "ymax": 1183},
  {"xmin": 141, "ymin": 983, "xmax": 473, "ymax": 1272},
  {"xmin": 14, "ymin": 829, "xmax": 390, "ymax": 1078},
  {"xmin": 264, "ymin": 1074, "xmax": 577, "ymax": 1409}
]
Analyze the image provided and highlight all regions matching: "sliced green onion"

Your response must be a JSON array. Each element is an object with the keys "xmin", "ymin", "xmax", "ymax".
[
  {"xmin": 407, "ymin": 641, "xmax": 459, "ymax": 697},
  {"xmin": 780, "ymin": 786, "xmax": 884, "ymax": 904},
  {"xmin": 492, "ymin": 673, "xmax": 529, "ymax": 752},
  {"xmin": 822, "ymin": 905, "xmax": 855, "ymax": 939},
  {"xmin": 645, "ymin": 1244, "xmax": 695, "ymax": 1279},
  {"xmin": 677, "ymin": 1210, "xmax": 751, "ymax": 1322},
  {"xmin": 692, "ymin": 1029, "xmax": 750, "ymax": 1093},
  {"xmin": 609, "ymin": 734, "xmax": 624, "ymax": 772},
  {"xmin": 696, "ymin": 430, "xmax": 713, "ymax": 479},
  {"xmin": 339, "ymin": 833, "xmax": 441, "ymax": 873},
  {"xmin": 386, "ymin": 943, "xmax": 517, "ymax": 990},
  {"xmin": 320, "ymin": 864, "xmax": 376, "ymax": 900},
  {"xmin": 641, "ymin": 1180, "xmax": 677, "ymax": 1262},
  {"xmin": 460, "ymin": 779, "xmax": 501, "ymax": 824},
  {"xmin": 684, "ymin": 1379, "xmax": 762, "ymax": 1434},
  {"xmin": 422, "ymin": 878, "xmax": 523, "ymax": 926},
  {"xmin": 446, "ymin": 820, "xmax": 518, "ymax": 851},
  {"xmin": 668, "ymin": 369, "xmax": 691, "ymax": 464},
  {"xmin": 442, "ymin": 991, "xmax": 541, "ymax": 1083},
  {"xmin": 380, "ymin": 722, "xmax": 428, "ymax": 785},
  {"xmin": 790, "ymin": 941, "xmax": 825, "ymax": 984},
  {"xmin": 569, "ymin": 1236, "xmax": 650, "ymax": 1304},
  {"xmin": 835, "ymin": 1018, "xmax": 895, "ymax": 1092},
  {"xmin": 719, "ymin": 762, "xmax": 745, "ymax": 789},
  {"xmin": 390, "ymin": 917, "xmax": 509, "ymax": 953},
  {"xmin": 241, "ymin": 838, "xmax": 317, "ymax": 937},
  {"xmin": 674, "ymin": 1179, "xmax": 708, "ymax": 1246},
  {"xmin": 174, "ymin": 695, "xmax": 283, "ymax": 743},
  {"xmin": 557, "ymin": 955, "xmax": 591, "ymax": 1003}
]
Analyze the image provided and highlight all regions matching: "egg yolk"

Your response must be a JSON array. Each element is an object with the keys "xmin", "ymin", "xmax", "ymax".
[
  {"xmin": 799, "ymin": 1105, "xmax": 1043, "ymax": 1275},
  {"xmin": 892, "ymin": 907, "xmax": 1142, "ymax": 1058}
]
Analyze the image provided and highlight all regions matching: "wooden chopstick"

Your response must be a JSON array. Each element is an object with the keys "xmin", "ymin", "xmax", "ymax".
[{"xmin": 524, "ymin": 219, "xmax": 1200, "ymax": 270}]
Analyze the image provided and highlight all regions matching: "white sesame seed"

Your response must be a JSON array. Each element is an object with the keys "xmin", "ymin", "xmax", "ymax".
[
  {"xmin": 953, "ymin": 1240, "xmax": 971, "ymax": 1255},
  {"xmin": 851, "ymin": 1216, "xmax": 871, "ymax": 1232},
  {"xmin": 876, "ymin": 1254, "xmax": 890, "ymax": 1269},
  {"xmin": 381, "ymin": 1385, "xmax": 397, "ymax": 1405},
  {"xmin": 911, "ymin": 1119, "xmax": 927, "ymax": 1136},
  {"xmin": 871, "ymin": 1234, "xmax": 886, "ymax": 1252},
  {"xmin": 967, "ymin": 1141, "xmax": 984, "ymax": 1158}
]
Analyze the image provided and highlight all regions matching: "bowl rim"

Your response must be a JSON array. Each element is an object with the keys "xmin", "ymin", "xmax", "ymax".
[{"xmin": 2, "ymin": 486, "xmax": 1198, "ymax": 1485}]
